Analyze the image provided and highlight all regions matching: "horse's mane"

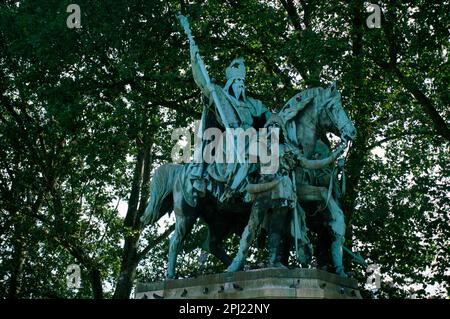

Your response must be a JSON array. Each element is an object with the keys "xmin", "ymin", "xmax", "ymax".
[
  {"xmin": 278, "ymin": 85, "xmax": 335, "ymax": 146},
  {"xmin": 296, "ymin": 86, "xmax": 334, "ymax": 107}
]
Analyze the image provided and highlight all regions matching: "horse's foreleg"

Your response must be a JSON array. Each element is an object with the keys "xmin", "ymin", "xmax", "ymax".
[
  {"xmin": 319, "ymin": 189, "xmax": 347, "ymax": 277},
  {"xmin": 226, "ymin": 206, "xmax": 265, "ymax": 272},
  {"xmin": 207, "ymin": 226, "xmax": 233, "ymax": 266},
  {"xmin": 330, "ymin": 230, "xmax": 346, "ymax": 277},
  {"xmin": 268, "ymin": 207, "xmax": 290, "ymax": 268},
  {"xmin": 280, "ymin": 234, "xmax": 292, "ymax": 266},
  {"xmin": 209, "ymin": 241, "xmax": 232, "ymax": 266}
]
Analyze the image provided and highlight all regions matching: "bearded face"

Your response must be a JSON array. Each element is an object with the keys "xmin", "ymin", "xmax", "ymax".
[{"xmin": 231, "ymin": 78, "xmax": 245, "ymax": 100}]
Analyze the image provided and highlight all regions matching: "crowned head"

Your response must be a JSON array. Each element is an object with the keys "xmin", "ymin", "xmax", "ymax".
[{"xmin": 224, "ymin": 58, "xmax": 246, "ymax": 100}]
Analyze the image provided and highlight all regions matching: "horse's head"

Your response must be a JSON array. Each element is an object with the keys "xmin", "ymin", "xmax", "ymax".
[
  {"xmin": 279, "ymin": 83, "xmax": 356, "ymax": 155},
  {"xmin": 318, "ymin": 82, "xmax": 356, "ymax": 143}
]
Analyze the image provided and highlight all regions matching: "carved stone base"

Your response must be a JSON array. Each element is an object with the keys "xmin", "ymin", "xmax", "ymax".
[{"xmin": 135, "ymin": 268, "xmax": 362, "ymax": 299}]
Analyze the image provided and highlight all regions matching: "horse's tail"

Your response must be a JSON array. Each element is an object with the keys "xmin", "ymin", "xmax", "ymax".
[{"xmin": 140, "ymin": 163, "xmax": 183, "ymax": 226}]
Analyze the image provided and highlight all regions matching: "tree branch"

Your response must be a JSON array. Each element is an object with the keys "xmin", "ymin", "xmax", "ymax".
[
  {"xmin": 280, "ymin": 0, "xmax": 303, "ymax": 31},
  {"xmin": 372, "ymin": 7, "xmax": 450, "ymax": 142},
  {"xmin": 150, "ymin": 100, "xmax": 201, "ymax": 118},
  {"xmin": 366, "ymin": 129, "xmax": 436, "ymax": 150},
  {"xmin": 137, "ymin": 143, "xmax": 153, "ymax": 223},
  {"xmin": 20, "ymin": 203, "xmax": 104, "ymax": 299},
  {"xmin": 137, "ymin": 223, "xmax": 176, "ymax": 261},
  {"xmin": 393, "ymin": 67, "xmax": 450, "ymax": 142}
]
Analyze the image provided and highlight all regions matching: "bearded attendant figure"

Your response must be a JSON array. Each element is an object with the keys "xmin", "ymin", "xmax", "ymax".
[{"xmin": 226, "ymin": 114, "xmax": 347, "ymax": 272}]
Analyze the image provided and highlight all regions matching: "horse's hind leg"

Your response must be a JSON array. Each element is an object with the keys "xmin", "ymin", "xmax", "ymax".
[
  {"xmin": 280, "ymin": 225, "xmax": 293, "ymax": 266},
  {"xmin": 226, "ymin": 206, "xmax": 265, "ymax": 272},
  {"xmin": 316, "ymin": 223, "xmax": 333, "ymax": 271},
  {"xmin": 167, "ymin": 212, "xmax": 197, "ymax": 279},
  {"xmin": 207, "ymin": 224, "xmax": 233, "ymax": 266}
]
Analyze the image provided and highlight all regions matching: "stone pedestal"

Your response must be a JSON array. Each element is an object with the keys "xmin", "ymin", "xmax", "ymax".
[{"xmin": 135, "ymin": 268, "xmax": 361, "ymax": 299}]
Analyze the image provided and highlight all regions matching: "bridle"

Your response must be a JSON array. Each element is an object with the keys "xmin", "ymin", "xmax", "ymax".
[{"xmin": 322, "ymin": 98, "xmax": 354, "ymax": 142}]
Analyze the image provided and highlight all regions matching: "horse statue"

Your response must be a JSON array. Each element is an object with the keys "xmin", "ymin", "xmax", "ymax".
[
  {"xmin": 225, "ymin": 83, "xmax": 357, "ymax": 277},
  {"xmin": 140, "ymin": 82, "xmax": 356, "ymax": 279},
  {"xmin": 291, "ymin": 83, "xmax": 356, "ymax": 276},
  {"xmin": 139, "ymin": 163, "xmax": 252, "ymax": 278}
]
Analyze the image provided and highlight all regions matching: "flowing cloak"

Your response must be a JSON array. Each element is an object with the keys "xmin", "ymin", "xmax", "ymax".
[
  {"xmin": 182, "ymin": 53, "xmax": 270, "ymax": 206},
  {"xmin": 183, "ymin": 84, "xmax": 270, "ymax": 206}
]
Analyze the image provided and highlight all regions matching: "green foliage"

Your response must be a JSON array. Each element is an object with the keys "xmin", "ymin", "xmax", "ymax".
[{"xmin": 0, "ymin": 0, "xmax": 448, "ymax": 299}]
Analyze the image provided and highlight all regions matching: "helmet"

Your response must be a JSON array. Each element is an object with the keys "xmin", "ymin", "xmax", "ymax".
[{"xmin": 223, "ymin": 58, "xmax": 246, "ymax": 97}]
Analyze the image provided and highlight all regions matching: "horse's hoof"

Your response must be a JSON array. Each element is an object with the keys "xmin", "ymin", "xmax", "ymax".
[
  {"xmin": 267, "ymin": 262, "xmax": 288, "ymax": 269},
  {"xmin": 336, "ymin": 269, "xmax": 348, "ymax": 278},
  {"xmin": 166, "ymin": 273, "xmax": 176, "ymax": 280},
  {"xmin": 226, "ymin": 263, "xmax": 241, "ymax": 273},
  {"xmin": 346, "ymin": 271, "xmax": 355, "ymax": 278}
]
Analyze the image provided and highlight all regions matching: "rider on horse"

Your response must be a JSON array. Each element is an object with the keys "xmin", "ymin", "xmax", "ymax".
[{"xmin": 187, "ymin": 34, "xmax": 271, "ymax": 206}]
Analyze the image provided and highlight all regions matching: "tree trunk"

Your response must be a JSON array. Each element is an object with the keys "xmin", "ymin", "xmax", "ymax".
[
  {"xmin": 89, "ymin": 268, "xmax": 104, "ymax": 299},
  {"xmin": 7, "ymin": 235, "xmax": 26, "ymax": 299},
  {"xmin": 113, "ymin": 142, "xmax": 153, "ymax": 299},
  {"xmin": 342, "ymin": 0, "xmax": 370, "ymax": 270}
]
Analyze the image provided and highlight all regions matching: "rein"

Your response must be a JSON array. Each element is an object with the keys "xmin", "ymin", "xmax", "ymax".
[{"xmin": 322, "ymin": 99, "xmax": 353, "ymax": 137}]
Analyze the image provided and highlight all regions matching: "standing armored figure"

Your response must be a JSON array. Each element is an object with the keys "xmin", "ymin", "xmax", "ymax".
[{"xmin": 226, "ymin": 115, "xmax": 346, "ymax": 272}]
